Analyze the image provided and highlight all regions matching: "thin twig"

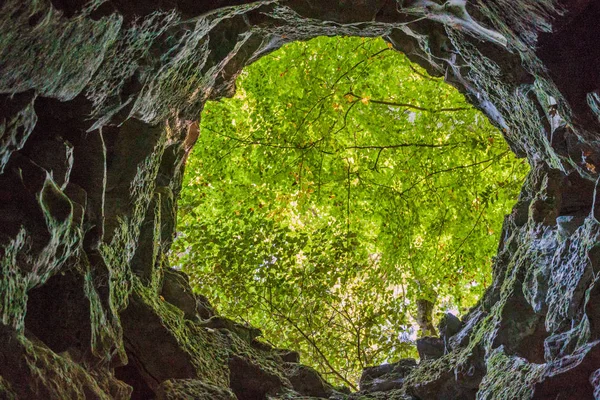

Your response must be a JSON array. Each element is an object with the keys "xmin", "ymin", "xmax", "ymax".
[
  {"xmin": 331, "ymin": 48, "xmax": 391, "ymax": 89},
  {"xmin": 407, "ymin": 63, "xmax": 441, "ymax": 81},
  {"xmin": 345, "ymin": 92, "xmax": 472, "ymax": 113},
  {"xmin": 259, "ymin": 295, "xmax": 358, "ymax": 391},
  {"xmin": 346, "ymin": 142, "xmax": 463, "ymax": 150},
  {"xmin": 446, "ymin": 203, "xmax": 488, "ymax": 263}
]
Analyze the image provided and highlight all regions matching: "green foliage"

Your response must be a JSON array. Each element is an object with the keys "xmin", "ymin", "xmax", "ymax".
[{"xmin": 172, "ymin": 36, "xmax": 528, "ymax": 388}]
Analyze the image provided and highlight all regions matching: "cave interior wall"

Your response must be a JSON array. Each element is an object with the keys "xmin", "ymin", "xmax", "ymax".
[{"xmin": 1, "ymin": 0, "xmax": 600, "ymax": 399}]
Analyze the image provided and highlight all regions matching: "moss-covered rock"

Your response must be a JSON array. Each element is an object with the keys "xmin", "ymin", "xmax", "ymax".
[{"xmin": 2, "ymin": 0, "xmax": 600, "ymax": 398}]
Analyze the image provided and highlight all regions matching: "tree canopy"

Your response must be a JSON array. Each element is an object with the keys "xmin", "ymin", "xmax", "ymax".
[{"xmin": 171, "ymin": 36, "xmax": 528, "ymax": 388}]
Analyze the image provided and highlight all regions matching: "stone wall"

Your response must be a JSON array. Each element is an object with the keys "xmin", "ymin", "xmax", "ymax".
[{"xmin": 1, "ymin": 0, "xmax": 599, "ymax": 398}]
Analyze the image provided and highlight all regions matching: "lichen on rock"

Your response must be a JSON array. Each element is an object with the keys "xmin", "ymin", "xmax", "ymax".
[{"xmin": 1, "ymin": 0, "xmax": 600, "ymax": 398}]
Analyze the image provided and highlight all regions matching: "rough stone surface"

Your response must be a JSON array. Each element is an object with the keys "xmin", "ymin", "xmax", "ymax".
[
  {"xmin": 160, "ymin": 267, "xmax": 216, "ymax": 320},
  {"xmin": 283, "ymin": 362, "xmax": 336, "ymax": 398},
  {"xmin": 416, "ymin": 337, "xmax": 445, "ymax": 361},
  {"xmin": 360, "ymin": 359, "xmax": 418, "ymax": 393},
  {"xmin": 1, "ymin": 0, "xmax": 600, "ymax": 399},
  {"xmin": 156, "ymin": 379, "xmax": 237, "ymax": 400}
]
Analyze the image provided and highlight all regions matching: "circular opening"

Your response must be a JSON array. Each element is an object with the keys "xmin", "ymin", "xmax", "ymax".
[{"xmin": 172, "ymin": 36, "xmax": 528, "ymax": 388}]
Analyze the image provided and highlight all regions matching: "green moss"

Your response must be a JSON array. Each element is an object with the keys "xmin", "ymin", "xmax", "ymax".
[
  {"xmin": 0, "ymin": 375, "xmax": 17, "ymax": 400},
  {"xmin": 478, "ymin": 348, "xmax": 544, "ymax": 399},
  {"xmin": 0, "ymin": 173, "xmax": 81, "ymax": 333},
  {"xmin": 157, "ymin": 379, "xmax": 236, "ymax": 400},
  {"xmin": 19, "ymin": 334, "xmax": 112, "ymax": 399},
  {"xmin": 81, "ymin": 253, "xmax": 127, "ymax": 364},
  {"xmin": 100, "ymin": 132, "xmax": 167, "ymax": 312},
  {"xmin": 0, "ymin": 1, "xmax": 122, "ymax": 100},
  {"xmin": 0, "ymin": 228, "xmax": 28, "ymax": 331},
  {"xmin": 0, "ymin": 92, "xmax": 37, "ymax": 173},
  {"xmin": 86, "ymin": 10, "xmax": 179, "ymax": 125},
  {"xmin": 132, "ymin": 277, "xmax": 230, "ymax": 386},
  {"xmin": 39, "ymin": 176, "xmax": 73, "ymax": 228}
]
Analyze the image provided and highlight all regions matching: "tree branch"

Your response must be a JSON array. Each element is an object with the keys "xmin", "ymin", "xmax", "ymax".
[
  {"xmin": 446, "ymin": 203, "xmax": 488, "ymax": 263},
  {"xmin": 346, "ymin": 142, "xmax": 463, "ymax": 150},
  {"xmin": 331, "ymin": 47, "xmax": 391, "ymax": 88},
  {"xmin": 395, "ymin": 152, "xmax": 509, "ymax": 198},
  {"xmin": 331, "ymin": 99, "xmax": 359, "ymax": 137},
  {"xmin": 345, "ymin": 92, "xmax": 472, "ymax": 113},
  {"xmin": 258, "ymin": 295, "xmax": 358, "ymax": 391},
  {"xmin": 407, "ymin": 63, "xmax": 440, "ymax": 81}
]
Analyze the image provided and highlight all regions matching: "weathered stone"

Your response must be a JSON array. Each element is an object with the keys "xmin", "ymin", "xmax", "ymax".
[
  {"xmin": 195, "ymin": 293, "xmax": 216, "ymax": 320},
  {"xmin": 0, "ymin": 91, "xmax": 37, "ymax": 173},
  {"xmin": 278, "ymin": 349, "xmax": 301, "ymax": 363},
  {"xmin": 130, "ymin": 193, "xmax": 162, "ymax": 285},
  {"xmin": 359, "ymin": 359, "xmax": 417, "ymax": 393},
  {"xmin": 417, "ymin": 337, "xmax": 445, "ymax": 361},
  {"xmin": 438, "ymin": 312, "xmax": 462, "ymax": 343},
  {"xmin": 69, "ymin": 128, "xmax": 107, "ymax": 251},
  {"xmin": 24, "ymin": 271, "xmax": 92, "ymax": 360},
  {"xmin": 198, "ymin": 315, "xmax": 262, "ymax": 342},
  {"xmin": 22, "ymin": 139, "xmax": 74, "ymax": 189},
  {"xmin": 156, "ymin": 379, "xmax": 237, "ymax": 400},
  {"xmin": 1, "ymin": 0, "xmax": 600, "ymax": 399},
  {"xmin": 0, "ymin": 324, "xmax": 129, "ymax": 400},
  {"xmin": 283, "ymin": 362, "xmax": 335, "ymax": 398},
  {"xmin": 228, "ymin": 355, "xmax": 286, "ymax": 399},
  {"xmin": 118, "ymin": 295, "xmax": 199, "ymax": 393},
  {"xmin": 160, "ymin": 267, "xmax": 216, "ymax": 320}
]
